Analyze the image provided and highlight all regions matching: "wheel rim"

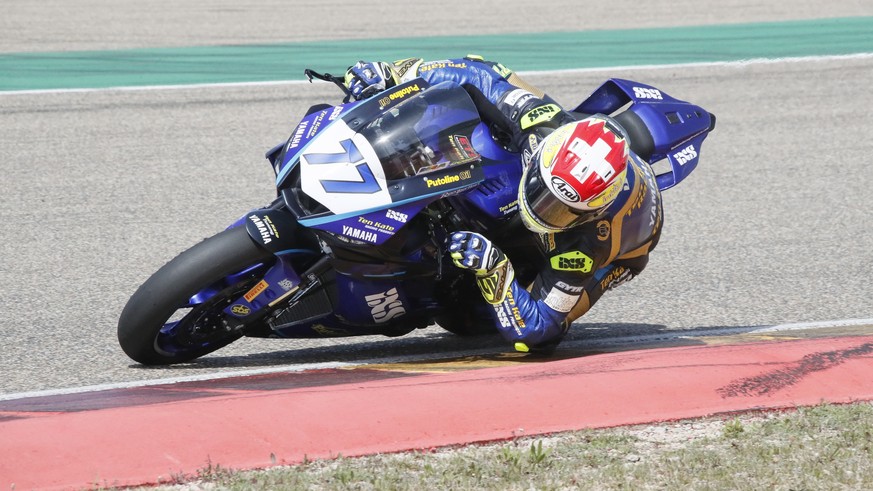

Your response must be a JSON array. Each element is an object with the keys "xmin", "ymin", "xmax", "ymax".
[{"xmin": 153, "ymin": 276, "xmax": 262, "ymax": 357}]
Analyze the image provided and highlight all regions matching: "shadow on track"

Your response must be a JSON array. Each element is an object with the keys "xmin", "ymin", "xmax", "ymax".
[{"xmin": 124, "ymin": 322, "xmax": 765, "ymax": 371}]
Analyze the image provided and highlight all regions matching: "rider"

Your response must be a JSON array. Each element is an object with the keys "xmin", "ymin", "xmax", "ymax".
[{"xmin": 343, "ymin": 57, "xmax": 663, "ymax": 353}]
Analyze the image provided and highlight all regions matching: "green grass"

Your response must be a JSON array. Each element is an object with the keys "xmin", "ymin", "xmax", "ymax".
[{"xmin": 125, "ymin": 401, "xmax": 873, "ymax": 491}]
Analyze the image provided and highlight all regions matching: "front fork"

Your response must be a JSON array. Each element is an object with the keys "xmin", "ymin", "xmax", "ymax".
[
  {"xmin": 222, "ymin": 253, "xmax": 304, "ymax": 319},
  {"xmin": 220, "ymin": 205, "xmax": 320, "ymax": 322}
]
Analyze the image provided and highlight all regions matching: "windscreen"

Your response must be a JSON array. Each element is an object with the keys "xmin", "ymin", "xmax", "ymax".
[
  {"xmin": 356, "ymin": 81, "xmax": 482, "ymax": 180},
  {"xmin": 287, "ymin": 80, "xmax": 484, "ymax": 219}
]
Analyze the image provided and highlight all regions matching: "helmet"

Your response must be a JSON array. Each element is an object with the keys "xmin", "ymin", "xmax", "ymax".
[{"xmin": 518, "ymin": 115, "xmax": 629, "ymax": 234}]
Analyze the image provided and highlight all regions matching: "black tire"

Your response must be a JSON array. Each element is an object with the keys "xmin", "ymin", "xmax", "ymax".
[
  {"xmin": 434, "ymin": 279, "xmax": 499, "ymax": 336},
  {"xmin": 432, "ymin": 272, "xmax": 499, "ymax": 336},
  {"xmin": 613, "ymin": 110, "xmax": 655, "ymax": 161},
  {"xmin": 574, "ymin": 110, "xmax": 656, "ymax": 161},
  {"xmin": 118, "ymin": 226, "xmax": 274, "ymax": 365},
  {"xmin": 435, "ymin": 311, "xmax": 498, "ymax": 336}
]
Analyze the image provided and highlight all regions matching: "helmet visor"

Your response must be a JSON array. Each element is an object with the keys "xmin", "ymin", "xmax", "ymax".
[{"xmin": 521, "ymin": 163, "xmax": 597, "ymax": 231}]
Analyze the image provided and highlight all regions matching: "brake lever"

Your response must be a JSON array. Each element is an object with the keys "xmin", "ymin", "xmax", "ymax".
[{"xmin": 304, "ymin": 68, "xmax": 354, "ymax": 103}]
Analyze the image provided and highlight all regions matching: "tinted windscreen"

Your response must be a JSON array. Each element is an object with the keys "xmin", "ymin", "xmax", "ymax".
[{"xmin": 356, "ymin": 81, "xmax": 482, "ymax": 181}]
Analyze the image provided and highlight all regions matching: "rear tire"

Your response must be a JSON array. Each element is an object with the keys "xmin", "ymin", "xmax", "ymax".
[
  {"xmin": 118, "ymin": 226, "xmax": 274, "ymax": 365},
  {"xmin": 614, "ymin": 110, "xmax": 655, "ymax": 161},
  {"xmin": 435, "ymin": 278, "xmax": 498, "ymax": 336},
  {"xmin": 436, "ymin": 311, "xmax": 498, "ymax": 336}
]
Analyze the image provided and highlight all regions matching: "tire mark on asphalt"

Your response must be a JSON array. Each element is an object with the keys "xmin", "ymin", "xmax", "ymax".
[{"xmin": 717, "ymin": 342, "xmax": 873, "ymax": 398}]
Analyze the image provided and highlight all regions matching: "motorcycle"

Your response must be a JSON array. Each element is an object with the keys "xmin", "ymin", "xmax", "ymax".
[{"xmin": 118, "ymin": 72, "xmax": 716, "ymax": 365}]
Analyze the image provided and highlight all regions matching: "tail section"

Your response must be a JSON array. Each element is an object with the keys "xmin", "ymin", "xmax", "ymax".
[{"xmin": 573, "ymin": 79, "xmax": 716, "ymax": 190}]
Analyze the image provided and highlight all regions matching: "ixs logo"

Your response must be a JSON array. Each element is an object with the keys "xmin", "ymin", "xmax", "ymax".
[
  {"xmin": 632, "ymin": 87, "xmax": 663, "ymax": 100},
  {"xmin": 491, "ymin": 296, "xmax": 524, "ymax": 336},
  {"xmin": 364, "ymin": 287, "xmax": 406, "ymax": 323},
  {"xmin": 672, "ymin": 144, "xmax": 698, "ymax": 165},
  {"xmin": 385, "ymin": 209, "xmax": 408, "ymax": 223},
  {"xmin": 521, "ymin": 104, "xmax": 559, "ymax": 129},
  {"xmin": 328, "ymin": 105, "xmax": 344, "ymax": 121},
  {"xmin": 494, "ymin": 304, "xmax": 512, "ymax": 328},
  {"xmin": 550, "ymin": 251, "xmax": 594, "ymax": 272}
]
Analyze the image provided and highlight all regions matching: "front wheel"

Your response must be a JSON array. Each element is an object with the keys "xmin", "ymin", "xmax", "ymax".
[{"xmin": 118, "ymin": 226, "xmax": 274, "ymax": 365}]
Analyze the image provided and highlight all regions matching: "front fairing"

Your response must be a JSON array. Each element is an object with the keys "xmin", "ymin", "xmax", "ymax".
[{"xmin": 276, "ymin": 79, "xmax": 487, "ymax": 246}]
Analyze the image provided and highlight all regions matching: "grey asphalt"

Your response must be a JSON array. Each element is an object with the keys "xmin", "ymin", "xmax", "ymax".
[
  {"xmin": 2, "ymin": 2, "xmax": 872, "ymax": 395},
  {"xmin": 4, "ymin": 1, "xmax": 870, "ymax": 53}
]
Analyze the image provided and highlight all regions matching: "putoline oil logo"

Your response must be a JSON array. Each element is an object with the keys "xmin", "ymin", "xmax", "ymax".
[
  {"xmin": 424, "ymin": 170, "xmax": 472, "ymax": 188},
  {"xmin": 379, "ymin": 84, "xmax": 421, "ymax": 108}
]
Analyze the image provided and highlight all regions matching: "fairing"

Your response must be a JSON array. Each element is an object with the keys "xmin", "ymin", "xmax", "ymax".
[
  {"xmin": 574, "ymin": 78, "xmax": 715, "ymax": 190},
  {"xmin": 277, "ymin": 80, "xmax": 489, "ymax": 246}
]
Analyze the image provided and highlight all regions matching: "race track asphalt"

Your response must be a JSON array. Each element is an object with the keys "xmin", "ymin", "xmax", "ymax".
[{"xmin": 2, "ymin": 2, "xmax": 873, "ymax": 489}]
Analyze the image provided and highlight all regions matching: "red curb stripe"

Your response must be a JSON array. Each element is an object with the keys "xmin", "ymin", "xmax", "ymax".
[
  {"xmin": 0, "ymin": 369, "xmax": 421, "ymax": 415},
  {"xmin": 2, "ymin": 336, "xmax": 872, "ymax": 490}
]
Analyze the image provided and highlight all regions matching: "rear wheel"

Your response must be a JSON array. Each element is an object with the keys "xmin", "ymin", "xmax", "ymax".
[
  {"xmin": 436, "ymin": 311, "xmax": 498, "ymax": 336},
  {"xmin": 118, "ymin": 226, "xmax": 274, "ymax": 365},
  {"xmin": 435, "ymin": 276, "xmax": 498, "ymax": 336}
]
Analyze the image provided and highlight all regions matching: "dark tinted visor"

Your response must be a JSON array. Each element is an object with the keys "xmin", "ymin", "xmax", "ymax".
[{"xmin": 522, "ymin": 164, "xmax": 597, "ymax": 230}]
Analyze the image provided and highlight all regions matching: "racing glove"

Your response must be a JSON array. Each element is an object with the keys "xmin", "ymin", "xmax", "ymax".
[
  {"xmin": 343, "ymin": 61, "xmax": 397, "ymax": 100},
  {"xmin": 449, "ymin": 231, "xmax": 515, "ymax": 305}
]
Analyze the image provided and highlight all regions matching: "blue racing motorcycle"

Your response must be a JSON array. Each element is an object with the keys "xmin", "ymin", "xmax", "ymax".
[{"xmin": 117, "ymin": 72, "xmax": 715, "ymax": 365}]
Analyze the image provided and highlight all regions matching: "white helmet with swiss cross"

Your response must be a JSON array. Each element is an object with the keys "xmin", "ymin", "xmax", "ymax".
[{"xmin": 518, "ymin": 115, "xmax": 629, "ymax": 233}]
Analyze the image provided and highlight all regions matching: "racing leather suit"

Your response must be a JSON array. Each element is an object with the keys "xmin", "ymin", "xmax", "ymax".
[{"xmin": 389, "ymin": 56, "xmax": 664, "ymax": 351}]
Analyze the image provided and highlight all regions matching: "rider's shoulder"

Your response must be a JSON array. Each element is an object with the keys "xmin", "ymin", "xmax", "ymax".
[{"xmin": 392, "ymin": 58, "xmax": 424, "ymax": 81}]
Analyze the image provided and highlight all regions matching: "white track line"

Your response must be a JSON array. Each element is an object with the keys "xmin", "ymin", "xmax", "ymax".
[
  {"xmin": 1, "ymin": 317, "xmax": 870, "ymax": 402},
  {"xmin": 2, "ymin": 52, "xmax": 871, "ymax": 97},
  {"xmin": 519, "ymin": 52, "xmax": 873, "ymax": 77},
  {"xmin": 751, "ymin": 317, "xmax": 873, "ymax": 333}
]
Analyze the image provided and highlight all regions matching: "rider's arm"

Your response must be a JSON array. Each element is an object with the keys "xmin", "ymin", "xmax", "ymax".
[
  {"xmin": 489, "ymin": 280, "xmax": 575, "ymax": 351},
  {"xmin": 345, "ymin": 56, "xmax": 575, "ymax": 148},
  {"xmin": 413, "ymin": 56, "xmax": 576, "ymax": 147},
  {"xmin": 450, "ymin": 232, "xmax": 594, "ymax": 352}
]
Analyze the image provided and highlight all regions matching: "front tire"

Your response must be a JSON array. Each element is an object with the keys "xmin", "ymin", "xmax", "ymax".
[{"xmin": 118, "ymin": 226, "xmax": 274, "ymax": 365}]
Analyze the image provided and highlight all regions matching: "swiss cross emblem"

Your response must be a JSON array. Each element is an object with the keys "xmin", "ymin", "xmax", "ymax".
[
  {"xmin": 565, "ymin": 137, "xmax": 618, "ymax": 183},
  {"xmin": 544, "ymin": 118, "xmax": 628, "ymax": 209}
]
